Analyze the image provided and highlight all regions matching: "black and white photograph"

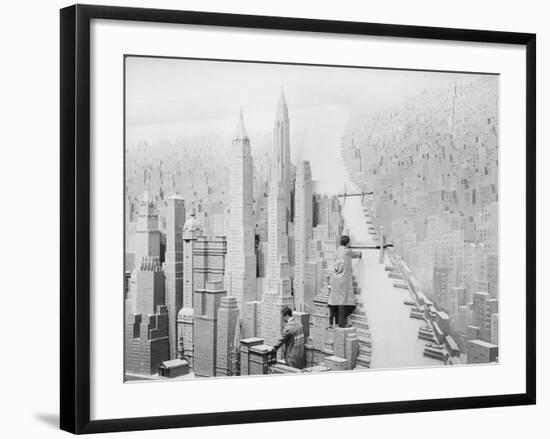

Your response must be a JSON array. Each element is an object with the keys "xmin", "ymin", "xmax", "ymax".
[
  {"xmin": 124, "ymin": 57, "xmax": 500, "ymax": 381},
  {"xmin": 1, "ymin": 0, "xmax": 543, "ymax": 437}
]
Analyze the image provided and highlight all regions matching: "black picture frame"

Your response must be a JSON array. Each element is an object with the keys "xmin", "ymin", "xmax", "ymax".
[{"xmin": 60, "ymin": 4, "xmax": 536, "ymax": 434}]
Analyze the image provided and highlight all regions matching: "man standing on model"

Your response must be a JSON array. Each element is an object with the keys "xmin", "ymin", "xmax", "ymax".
[
  {"xmin": 273, "ymin": 306, "xmax": 305, "ymax": 369},
  {"xmin": 329, "ymin": 235, "xmax": 362, "ymax": 328}
]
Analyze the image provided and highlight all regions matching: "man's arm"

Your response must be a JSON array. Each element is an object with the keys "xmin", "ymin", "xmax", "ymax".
[
  {"xmin": 348, "ymin": 248, "xmax": 362, "ymax": 259},
  {"xmin": 273, "ymin": 326, "xmax": 291, "ymax": 351}
]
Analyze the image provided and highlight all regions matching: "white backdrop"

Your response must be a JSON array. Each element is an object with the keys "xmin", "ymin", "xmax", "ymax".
[
  {"xmin": 0, "ymin": 0, "xmax": 546, "ymax": 438},
  {"xmin": 91, "ymin": 18, "xmax": 525, "ymax": 421}
]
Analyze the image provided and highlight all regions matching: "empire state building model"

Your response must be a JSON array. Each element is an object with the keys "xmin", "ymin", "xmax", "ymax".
[{"xmin": 225, "ymin": 110, "xmax": 257, "ymax": 316}]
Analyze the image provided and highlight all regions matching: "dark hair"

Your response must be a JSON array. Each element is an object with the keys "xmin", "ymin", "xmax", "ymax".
[
  {"xmin": 281, "ymin": 306, "xmax": 293, "ymax": 317},
  {"xmin": 340, "ymin": 235, "xmax": 350, "ymax": 246}
]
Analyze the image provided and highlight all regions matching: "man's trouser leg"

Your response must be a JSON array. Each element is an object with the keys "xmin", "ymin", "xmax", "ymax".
[
  {"xmin": 329, "ymin": 305, "xmax": 337, "ymax": 326},
  {"xmin": 338, "ymin": 306, "xmax": 347, "ymax": 327}
]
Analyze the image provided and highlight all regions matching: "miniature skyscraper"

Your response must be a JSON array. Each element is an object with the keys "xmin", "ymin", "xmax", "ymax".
[
  {"xmin": 164, "ymin": 194, "xmax": 186, "ymax": 359},
  {"xmin": 215, "ymin": 295, "xmax": 240, "ymax": 376},
  {"xmin": 273, "ymin": 86, "xmax": 292, "ymax": 220},
  {"xmin": 225, "ymin": 110, "xmax": 257, "ymax": 315},
  {"xmin": 193, "ymin": 280, "xmax": 227, "ymax": 377},
  {"xmin": 294, "ymin": 160, "xmax": 313, "ymax": 312},
  {"xmin": 125, "ymin": 256, "xmax": 169, "ymax": 376},
  {"xmin": 260, "ymin": 89, "xmax": 294, "ymax": 347},
  {"xmin": 182, "ymin": 213, "xmax": 202, "ymax": 309},
  {"xmin": 134, "ymin": 190, "xmax": 161, "ymax": 269}
]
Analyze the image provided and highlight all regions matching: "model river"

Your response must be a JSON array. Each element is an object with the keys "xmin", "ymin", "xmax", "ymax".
[
  {"xmin": 301, "ymin": 107, "xmax": 442, "ymax": 369},
  {"xmin": 339, "ymin": 194, "xmax": 442, "ymax": 369}
]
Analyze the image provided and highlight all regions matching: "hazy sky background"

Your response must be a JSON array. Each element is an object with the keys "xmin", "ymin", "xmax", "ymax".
[{"xmin": 125, "ymin": 57, "xmax": 487, "ymax": 193}]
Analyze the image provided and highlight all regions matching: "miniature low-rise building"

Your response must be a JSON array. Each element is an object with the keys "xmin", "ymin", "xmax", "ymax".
[{"xmin": 159, "ymin": 359, "xmax": 190, "ymax": 378}]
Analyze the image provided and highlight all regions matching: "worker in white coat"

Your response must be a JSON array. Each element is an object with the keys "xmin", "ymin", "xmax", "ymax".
[{"xmin": 329, "ymin": 235, "xmax": 362, "ymax": 327}]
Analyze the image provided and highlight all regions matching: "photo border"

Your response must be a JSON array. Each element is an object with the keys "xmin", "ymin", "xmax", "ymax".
[{"xmin": 122, "ymin": 53, "xmax": 500, "ymax": 382}]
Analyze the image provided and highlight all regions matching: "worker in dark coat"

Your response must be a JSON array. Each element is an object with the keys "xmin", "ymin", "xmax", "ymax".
[
  {"xmin": 329, "ymin": 235, "xmax": 362, "ymax": 327},
  {"xmin": 273, "ymin": 306, "xmax": 305, "ymax": 369}
]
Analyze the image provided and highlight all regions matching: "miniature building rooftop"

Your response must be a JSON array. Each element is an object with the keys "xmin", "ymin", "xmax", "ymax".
[
  {"xmin": 469, "ymin": 339, "xmax": 498, "ymax": 348},
  {"xmin": 177, "ymin": 307, "xmax": 194, "ymax": 318},
  {"xmin": 166, "ymin": 193, "xmax": 185, "ymax": 200},
  {"xmin": 234, "ymin": 109, "xmax": 248, "ymax": 139},
  {"xmin": 160, "ymin": 359, "xmax": 189, "ymax": 368}
]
